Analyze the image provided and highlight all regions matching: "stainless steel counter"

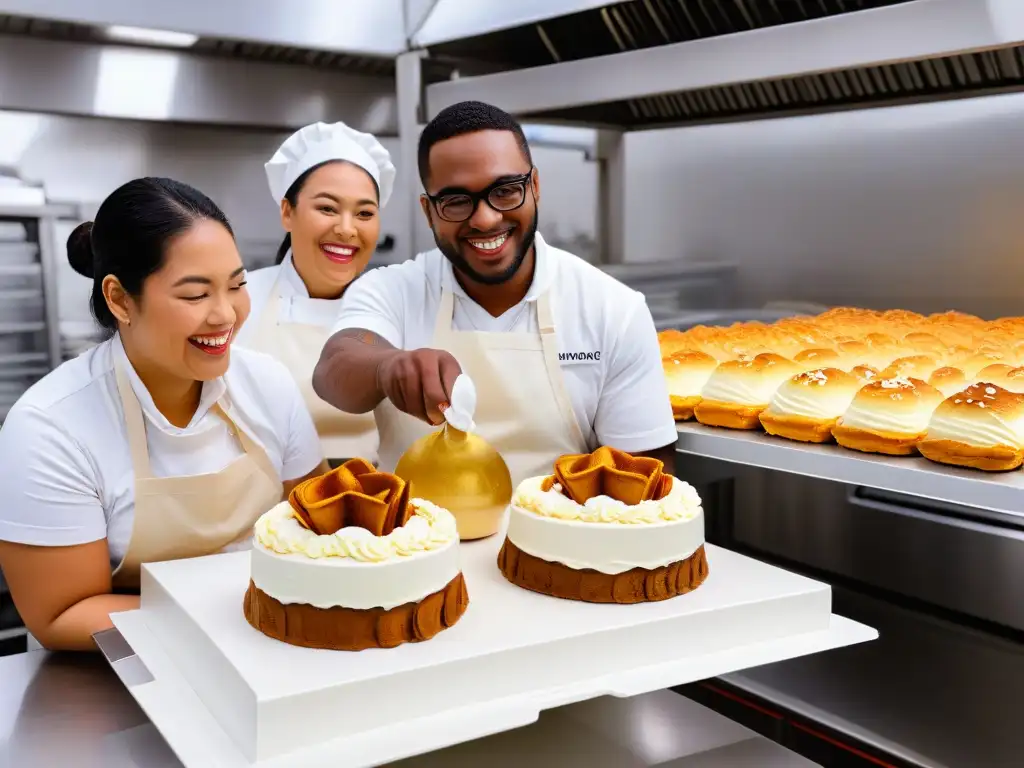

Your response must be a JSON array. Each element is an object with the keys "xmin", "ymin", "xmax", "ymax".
[
  {"xmin": 0, "ymin": 649, "xmax": 819, "ymax": 767},
  {"xmin": 676, "ymin": 423, "xmax": 1024, "ymax": 518}
]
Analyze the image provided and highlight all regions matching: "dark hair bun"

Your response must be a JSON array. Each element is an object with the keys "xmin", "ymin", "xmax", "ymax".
[{"xmin": 67, "ymin": 221, "xmax": 96, "ymax": 279}]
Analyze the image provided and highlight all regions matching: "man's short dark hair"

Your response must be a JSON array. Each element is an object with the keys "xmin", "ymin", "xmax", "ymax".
[{"xmin": 417, "ymin": 101, "xmax": 533, "ymax": 186}]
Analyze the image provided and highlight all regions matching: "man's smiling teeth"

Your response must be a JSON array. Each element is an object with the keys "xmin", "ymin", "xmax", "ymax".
[
  {"xmin": 322, "ymin": 244, "xmax": 356, "ymax": 256},
  {"xmin": 190, "ymin": 331, "xmax": 231, "ymax": 346},
  {"xmin": 468, "ymin": 232, "xmax": 508, "ymax": 251}
]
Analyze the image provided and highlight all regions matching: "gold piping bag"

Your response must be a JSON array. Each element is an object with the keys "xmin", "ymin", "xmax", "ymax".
[{"xmin": 394, "ymin": 374, "xmax": 512, "ymax": 539}]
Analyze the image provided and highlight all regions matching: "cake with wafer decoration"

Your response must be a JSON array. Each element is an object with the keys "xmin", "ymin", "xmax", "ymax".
[
  {"xmin": 497, "ymin": 447, "xmax": 708, "ymax": 604},
  {"xmin": 244, "ymin": 459, "xmax": 469, "ymax": 650}
]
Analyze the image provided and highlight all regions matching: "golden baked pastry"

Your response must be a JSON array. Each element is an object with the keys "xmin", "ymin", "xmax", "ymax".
[
  {"xmin": 760, "ymin": 368, "xmax": 862, "ymax": 443},
  {"xmin": 927, "ymin": 366, "xmax": 968, "ymax": 397},
  {"xmin": 289, "ymin": 457, "xmax": 412, "ymax": 536},
  {"xmin": 919, "ymin": 383, "xmax": 1024, "ymax": 471},
  {"xmin": 655, "ymin": 306, "xmax": 1024, "ymax": 471},
  {"xmin": 695, "ymin": 353, "xmax": 803, "ymax": 429},
  {"xmin": 880, "ymin": 355, "xmax": 940, "ymax": 381},
  {"xmin": 832, "ymin": 377, "xmax": 945, "ymax": 456},
  {"xmin": 663, "ymin": 350, "xmax": 719, "ymax": 420},
  {"xmin": 974, "ymin": 364, "xmax": 1024, "ymax": 394}
]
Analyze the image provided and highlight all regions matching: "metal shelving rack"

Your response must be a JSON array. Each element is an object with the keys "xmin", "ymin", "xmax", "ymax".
[{"xmin": 0, "ymin": 203, "xmax": 73, "ymax": 423}]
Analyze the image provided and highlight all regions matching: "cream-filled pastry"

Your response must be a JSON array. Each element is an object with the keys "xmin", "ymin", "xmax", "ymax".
[
  {"xmin": 902, "ymin": 331, "xmax": 949, "ymax": 360},
  {"xmin": 919, "ymin": 383, "xmax": 1024, "ymax": 471},
  {"xmin": 960, "ymin": 351, "xmax": 1012, "ymax": 378},
  {"xmin": 663, "ymin": 350, "xmax": 720, "ymax": 420},
  {"xmin": 832, "ymin": 377, "xmax": 945, "ymax": 455},
  {"xmin": 880, "ymin": 355, "xmax": 940, "ymax": 381},
  {"xmin": 794, "ymin": 348, "xmax": 842, "ymax": 371},
  {"xmin": 974, "ymin": 364, "xmax": 1024, "ymax": 394},
  {"xmin": 927, "ymin": 366, "xmax": 968, "ymax": 397},
  {"xmin": 849, "ymin": 364, "xmax": 880, "ymax": 384},
  {"xmin": 760, "ymin": 368, "xmax": 863, "ymax": 443},
  {"xmin": 695, "ymin": 353, "xmax": 803, "ymax": 430}
]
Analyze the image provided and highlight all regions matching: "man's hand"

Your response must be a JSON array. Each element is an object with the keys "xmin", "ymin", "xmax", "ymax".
[{"xmin": 376, "ymin": 349, "xmax": 462, "ymax": 425}]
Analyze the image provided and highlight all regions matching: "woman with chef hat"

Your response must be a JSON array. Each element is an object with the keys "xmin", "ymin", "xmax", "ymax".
[
  {"xmin": 236, "ymin": 121, "xmax": 395, "ymax": 466},
  {"xmin": 0, "ymin": 177, "xmax": 326, "ymax": 651}
]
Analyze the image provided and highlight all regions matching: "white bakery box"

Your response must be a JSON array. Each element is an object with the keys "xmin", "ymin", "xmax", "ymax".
[{"xmin": 100, "ymin": 525, "xmax": 876, "ymax": 767}]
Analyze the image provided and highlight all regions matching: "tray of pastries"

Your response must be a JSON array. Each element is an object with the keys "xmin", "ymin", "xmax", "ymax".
[{"xmin": 660, "ymin": 308, "xmax": 1024, "ymax": 473}]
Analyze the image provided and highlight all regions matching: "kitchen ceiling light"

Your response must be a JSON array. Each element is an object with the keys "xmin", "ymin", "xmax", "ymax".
[{"xmin": 104, "ymin": 25, "xmax": 199, "ymax": 48}]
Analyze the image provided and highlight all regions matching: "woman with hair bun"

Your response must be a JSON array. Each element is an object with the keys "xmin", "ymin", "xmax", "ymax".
[
  {"xmin": 0, "ymin": 177, "xmax": 327, "ymax": 652},
  {"xmin": 236, "ymin": 122, "xmax": 395, "ymax": 466}
]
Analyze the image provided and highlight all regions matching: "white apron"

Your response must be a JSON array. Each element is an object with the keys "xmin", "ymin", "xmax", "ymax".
[
  {"xmin": 375, "ymin": 289, "xmax": 589, "ymax": 487},
  {"xmin": 27, "ymin": 363, "xmax": 284, "ymax": 650},
  {"xmin": 250, "ymin": 268, "xmax": 378, "ymax": 463}
]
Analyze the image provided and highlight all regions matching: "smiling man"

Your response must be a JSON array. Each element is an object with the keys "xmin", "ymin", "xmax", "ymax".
[{"xmin": 313, "ymin": 101, "xmax": 677, "ymax": 482}]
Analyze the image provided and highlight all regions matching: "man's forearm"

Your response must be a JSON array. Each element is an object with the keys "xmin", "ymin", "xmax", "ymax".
[{"xmin": 312, "ymin": 329, "xmax": 401, "ymax": 414}]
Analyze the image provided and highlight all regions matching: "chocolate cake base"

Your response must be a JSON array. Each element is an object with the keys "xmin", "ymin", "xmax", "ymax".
[
  {"xmin": 497, "ymin": 538, "xmax": 709, "ymax": 603},
  {"xmin": 243, "ymin": 572, "xmax": 469, "ymax": 651}
]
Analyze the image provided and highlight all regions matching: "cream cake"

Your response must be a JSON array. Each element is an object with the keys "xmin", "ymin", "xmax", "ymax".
[
  {"xmin": 244, "ymin": 459, "xmax": 469, "ymax": 651},
  {"xmin": 497, "ymin": 446, "xmax": 708, "ymax": 604}
]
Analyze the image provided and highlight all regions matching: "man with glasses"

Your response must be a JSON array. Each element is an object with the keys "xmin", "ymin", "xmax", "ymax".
[{"xmin": 314, "ymin": 100, "xmax": 676, "ymax": 480}]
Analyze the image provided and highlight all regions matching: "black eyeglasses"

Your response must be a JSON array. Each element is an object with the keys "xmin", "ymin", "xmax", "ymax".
[{"xmin": 425, "ymin": 169, "xmax": 534, "ymax": 223}]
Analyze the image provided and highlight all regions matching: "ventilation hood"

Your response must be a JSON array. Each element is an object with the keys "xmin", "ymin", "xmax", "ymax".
[
  {"xmin": 0, "ymin": 0, "xmax": 407, "ymax": 57},
  {"xmin": 0, "ymin": 14, "xmax": 397, "ymax": 132},
  {"xmin": 423, "ymin": 0, "xmax": 1024, "ymax": 129}
]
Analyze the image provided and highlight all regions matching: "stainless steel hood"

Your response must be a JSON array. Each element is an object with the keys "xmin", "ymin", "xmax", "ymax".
[
  {"xmin": 0, "ymin": 0, "xmax": 407, "ymax": 57},
  {"xmin": 0, "ymin": 20, "xmax": 398, "ymax": 132},
  {"xmin": 423, "ymin": 0, "xmax": 1024, "ymax": 129}
]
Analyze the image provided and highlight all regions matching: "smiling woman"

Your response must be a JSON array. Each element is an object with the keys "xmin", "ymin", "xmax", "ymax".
[
  {"xmin": 236, "ymin": 122, "xmax": 396, "ymax": 465},
  {"xmin": 0, "ymin": 177, "xmax": 326, "ymax": 652}
]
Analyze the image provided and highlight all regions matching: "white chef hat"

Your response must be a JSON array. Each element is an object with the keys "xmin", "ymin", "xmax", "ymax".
[{"xmin": 265, "ymin": 121, "xmax": 396, "ymax": 208}]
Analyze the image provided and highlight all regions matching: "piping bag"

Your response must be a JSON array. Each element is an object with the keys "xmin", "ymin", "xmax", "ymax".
[{"xmin": 394, "ymin": 374, "xmax": 512, "ymax": 540}]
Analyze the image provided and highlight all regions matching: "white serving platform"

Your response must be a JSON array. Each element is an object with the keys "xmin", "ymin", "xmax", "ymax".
[{"xmin": 109, "ymin": 533, "xmax": 876, "ymax": 767}]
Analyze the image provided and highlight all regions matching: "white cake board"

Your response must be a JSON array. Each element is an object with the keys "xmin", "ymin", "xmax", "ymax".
[{"xmin": 108, "ymin": 538, "xmax": 876, "ymax": 767}]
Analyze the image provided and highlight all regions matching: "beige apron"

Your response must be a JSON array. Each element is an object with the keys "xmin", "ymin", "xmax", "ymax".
[
  {"xmin": 109, "ymin": 362, "xmax": 284, "ymax": 589},
  {"xmin": 250, "ymin": 267, "xmax": 378, "ymax": 463},
  {"xmin": 375, "ymin": 289, "xmax": 589, "ymax": 486}
]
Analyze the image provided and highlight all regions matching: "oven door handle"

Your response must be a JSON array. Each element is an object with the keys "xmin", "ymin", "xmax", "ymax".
[{"xmin": 846, "ymin": 487, "xmax": 1024, "ymax": 540}]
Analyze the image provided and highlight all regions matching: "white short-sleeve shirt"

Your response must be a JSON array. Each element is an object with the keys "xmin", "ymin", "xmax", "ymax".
[
  {"xmin": 332, "ymin": 232, "xmax": 677, "ymax": 453},
  {"xmin": 236, "ymin": 253, "xmax": 343, "ymax": 343},
  {"xmin": 0, "ymin": 335, "xmax": 322, "ymax": 569}
]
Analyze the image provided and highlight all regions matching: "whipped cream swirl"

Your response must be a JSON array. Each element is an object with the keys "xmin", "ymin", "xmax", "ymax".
[
  {"xmin": 254, "ymin": 499, "xmax": 457, "ymax": 563},
  {"xmin": 512, "ymin": 474, "xmax": 702, "ymax": 524}
]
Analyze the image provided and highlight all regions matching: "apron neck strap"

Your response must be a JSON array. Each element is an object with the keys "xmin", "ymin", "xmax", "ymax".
[
  {"xmin": 114, "ymin": 361, "xmax": 274, "ymax": 482},
  {"xmin": 114, "ymin": 362, "xmax": 154, "ymax": 479}
]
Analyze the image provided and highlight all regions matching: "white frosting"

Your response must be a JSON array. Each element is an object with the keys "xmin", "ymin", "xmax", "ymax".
[
  {"xmin": 766, "ymin": 371, "xmax": 859, "ymax": 420},
  {"xmin": 250, "ymin": 501, "xmax": 461, "ymax": 610},
  {"xmin": 926, "ymin": 390, "xmax": 1024, "ymax": 448},
  {"xmin": 250, "ymin": 539, "xmax": 460, "ymax": 611},
  {"xmin": 700, "ymin": 365, "xmax": 796, "ymax": 407},
  {"xmin": 507, "ymin": 476, "xmax": 705, "ymax": 575}
]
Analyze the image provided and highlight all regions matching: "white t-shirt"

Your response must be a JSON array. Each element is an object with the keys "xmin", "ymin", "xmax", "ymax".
[
  {"xmin": 0, "ymin": 335, "xmax": 322, "ymax": 570},
  {"xmin": 332, "ymin": 232, "xmax": 677, "ymax": 453},
  {"xmin": 236, "ymin": 253, "xmax": 343, "ymax": 343}
]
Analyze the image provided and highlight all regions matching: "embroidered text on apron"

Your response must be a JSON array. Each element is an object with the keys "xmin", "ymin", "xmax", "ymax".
[
  {"xmin": 110, "ymin": 362, "xmax": 284, "ymax": 589},
  {"xmin": 375, "ymin": 289, "xmax": 589, "ymax": 486},
  {"xmin": 250, "ymin": 267, "xmax": 378, "ymax": 463}
]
